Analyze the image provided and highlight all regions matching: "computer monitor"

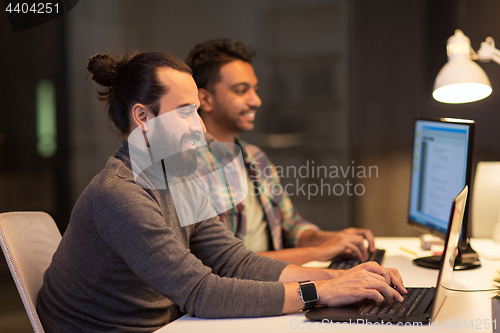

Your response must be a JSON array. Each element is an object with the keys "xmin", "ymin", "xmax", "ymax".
[{"xmin": 408, "ymin": 117, "xmax": 480, "ymax": 270}]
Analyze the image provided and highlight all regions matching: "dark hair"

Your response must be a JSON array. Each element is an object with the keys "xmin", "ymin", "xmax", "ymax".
[
  {"xmin": 87, "ymin": 51, "xmax": 192, "ymax": 134},
  {"xmin": 185, "ymin": 39, "xmax": 255, "ymax": 92}
]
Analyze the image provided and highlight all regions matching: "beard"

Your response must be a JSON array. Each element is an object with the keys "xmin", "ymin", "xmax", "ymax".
[
  {"xmin": 148, "ymin": 121, "xmax": 199, "ymax": 178},
  {"xmin": 162, "ymin": 148, "xmax": 197, "ymax": 178}
]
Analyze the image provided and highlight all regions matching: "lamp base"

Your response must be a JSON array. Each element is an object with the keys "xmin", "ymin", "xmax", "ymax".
[{"xmin": 412, "ymin": 243, "xmax": 481, "ymax": 270}]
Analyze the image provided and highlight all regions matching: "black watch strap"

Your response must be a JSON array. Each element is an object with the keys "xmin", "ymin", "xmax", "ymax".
[{"xmin": 298, "ymin": 280, "xmax": 318, "ymax": 311}]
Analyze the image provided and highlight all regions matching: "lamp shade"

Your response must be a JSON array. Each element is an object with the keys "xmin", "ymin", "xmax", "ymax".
[{"xmin": 433, "ymin": 30, "xmax": 492, "ymax": 104}]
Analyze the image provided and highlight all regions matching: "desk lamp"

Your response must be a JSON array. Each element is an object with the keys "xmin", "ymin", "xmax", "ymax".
[{"xmin": 433, "ymin": 29, "xmax": 500, "ymax": 104}]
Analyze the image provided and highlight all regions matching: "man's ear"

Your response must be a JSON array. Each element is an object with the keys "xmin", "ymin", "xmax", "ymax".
[
  {"xmin": 131, "ymin": 103, "xmax": 151, "ymax": 132},
  {"xmin": 198, "ymin": 88, "xmax": 214, "ymax": 113}
]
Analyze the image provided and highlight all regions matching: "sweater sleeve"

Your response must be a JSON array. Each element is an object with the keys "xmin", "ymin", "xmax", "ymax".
[
  {"xmin": 93, "ymin": 178, "xmax": 287, "ymax": 319},
  {"xmin": 190, "ymin": 216, "xmax": 290, "ymax": 282}
]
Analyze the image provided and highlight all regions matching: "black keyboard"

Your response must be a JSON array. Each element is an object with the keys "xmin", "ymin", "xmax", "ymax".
[
  {"xmin": 328, "ymin": 248, "xmax": 385, "ymax": 270},
  {"xmin": 359, "ymin": 287, "xmax": 430, "ymax": 317}
]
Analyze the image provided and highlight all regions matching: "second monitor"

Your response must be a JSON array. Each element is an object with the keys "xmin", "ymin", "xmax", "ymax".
[{"xmin": 408, "ymin": 117, "xmax": 480, "ymax": 270}]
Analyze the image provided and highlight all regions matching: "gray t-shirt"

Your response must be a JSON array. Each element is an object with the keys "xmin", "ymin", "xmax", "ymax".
[{"xmin": 36, "ymin": 142, "xmax": 289, "ymax": 332}]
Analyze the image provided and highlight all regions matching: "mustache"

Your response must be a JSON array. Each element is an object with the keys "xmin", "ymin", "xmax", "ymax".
[{"xmin": 181, "ymin": 132, "xmax": 201, "ymax": 143}]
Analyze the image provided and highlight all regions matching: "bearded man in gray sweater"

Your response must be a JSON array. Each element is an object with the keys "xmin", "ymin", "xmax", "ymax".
[{"xmin": 36, "ymin": 51, "xmax": 406, "ymax": 333}]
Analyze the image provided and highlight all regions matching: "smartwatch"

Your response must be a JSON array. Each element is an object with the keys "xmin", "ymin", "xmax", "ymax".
[{"xmin": 298, "ymin": 280, "xmax": 318, "ymax": 311}]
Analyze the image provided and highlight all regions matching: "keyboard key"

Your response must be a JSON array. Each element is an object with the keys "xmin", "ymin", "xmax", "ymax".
[
  {"xmin": 378, "ymin": 302, "xmax": 395, "ymax": 315},
  {"xmin": 368, "ymin": 304, "xmax": 383, "ymax": 315},
  {"xmin": 360, "ymin": 303, "xmax": 375, "ymax": 315},
  {"xmin": 387, "ymin": 301, "xmax": 404, "ymax": 315}
]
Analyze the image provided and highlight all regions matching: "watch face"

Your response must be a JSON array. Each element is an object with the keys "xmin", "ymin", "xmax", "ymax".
[
  {"xmin": 299, "ymin": 281, "xmax": 318, "ymax": 311},
  {"xmin": 300, "ymin": 281, "xmax": 318, "ymax": 303}
]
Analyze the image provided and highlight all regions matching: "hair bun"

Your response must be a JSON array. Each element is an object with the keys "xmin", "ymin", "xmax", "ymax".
[{"xmin": 87, "ymin": 53, "xmax": 118, "ymax": 87}]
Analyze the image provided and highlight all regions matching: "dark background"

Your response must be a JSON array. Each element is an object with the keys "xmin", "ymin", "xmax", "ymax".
[{"xmin": 1, "ymin": 0, "xmax": 499, "ymax": 331}]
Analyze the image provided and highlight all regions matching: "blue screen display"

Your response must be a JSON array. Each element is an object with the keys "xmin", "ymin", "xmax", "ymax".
[{"xmin": 408, "ymin": 119, "xmax": 471, "ymax": 235}]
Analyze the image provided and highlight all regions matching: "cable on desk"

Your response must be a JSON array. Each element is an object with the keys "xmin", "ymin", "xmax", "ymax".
[{"xmin": 442, "ymin": 286, "xmax": 497, "ymax": 293}]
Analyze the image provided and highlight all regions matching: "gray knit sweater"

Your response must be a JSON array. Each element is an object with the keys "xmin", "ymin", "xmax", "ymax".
[{"xmin": 36, "ymin": 142, "xmax": 289, "ymax": 332}]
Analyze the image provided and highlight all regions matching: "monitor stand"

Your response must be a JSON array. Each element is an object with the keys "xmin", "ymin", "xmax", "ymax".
[{"xmin": 413, "ymin": 241, "xmax": 481, "ymax": 270}]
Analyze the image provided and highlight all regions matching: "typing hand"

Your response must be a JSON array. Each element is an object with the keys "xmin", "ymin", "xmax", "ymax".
[
  {"xmin": 338, "ymin": 227, "xmax": 376, "ymax": 253},
  {"xmin": 313, "ymin": 232, "xmax": 369, "ymax": 262},
  {"xmin": 315, "ymin": 262, "xmax": 407, "ymax": 307}
]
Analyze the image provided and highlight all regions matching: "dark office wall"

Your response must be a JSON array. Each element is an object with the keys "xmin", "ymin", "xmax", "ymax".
[
  {"xmin": 0, "ymin": 9, "xmax": 71, "ymax": 231},
  {"xmin": 0, "ymin": 9, "xmax": 71, "ymax": 332},
  {"xmin": 351, "ymin": 0, "xmax": 500, "ymax": 236},
  {"xmin": 352, "ymin": 0, "xmax": 500, "ymax": 155}
]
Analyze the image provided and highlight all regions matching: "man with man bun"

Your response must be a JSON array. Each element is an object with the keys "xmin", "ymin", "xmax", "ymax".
[{"xmin": 36, "ymin": 50, "xmax": 405, "ymax": 332}]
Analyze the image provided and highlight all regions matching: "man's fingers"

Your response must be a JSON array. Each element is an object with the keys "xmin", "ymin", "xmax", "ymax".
[
  {"xmin": 363, "ymin": 229, "xmax": 376, "ymax": 252},
  {"xmin": 364, "ymin": 279, "xmax": 404, "ymax": 304},
  {"xmin": 388, "ymin": 268, "xmax": 407, "ymax": 294},
  {"xmin": 344, "ymin": 228, "xmax": 375, "ymax": 252},
  {"xmin": 318, "ymin": 265, "xmax": 407, "ymax": 307},
  {"xmin": 344, "ymin": 235, "xmax": 368, "ymax": 261},
  {"xmin": 352, "ymin": 263, "xmax": 407, "ymax": 298},
  {"xmin": 362, "ymin": 289, "xmax": 385, "ymax": 304},
  {"xmin": 361, "ymin": 262, "xmax": 391, "ymax": 284},
  {"xmin": 343, "ymin": 243, "xmax": 365, "ymax": 262},
  {"xmin": 363, "ymin": 263, "xmax": 405, "ymax": 293}
]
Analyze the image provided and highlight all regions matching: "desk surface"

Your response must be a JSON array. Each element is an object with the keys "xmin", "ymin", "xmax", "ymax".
[{"xmin": 155, "ymin": 237, "xmax": 500, "ymax": 333}]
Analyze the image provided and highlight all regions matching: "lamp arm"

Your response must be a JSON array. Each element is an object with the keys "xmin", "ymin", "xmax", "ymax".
[{"xmin": 477, "ymin": 37, "xmax": 500, "ymax": 65}]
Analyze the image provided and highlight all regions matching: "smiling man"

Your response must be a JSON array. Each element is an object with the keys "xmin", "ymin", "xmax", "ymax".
[{"xmin": 186, "ymin": 39, "xmax": 377, "ymax": 265}]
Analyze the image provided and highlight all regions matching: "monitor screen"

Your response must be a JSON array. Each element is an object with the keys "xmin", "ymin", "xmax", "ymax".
[{"xmin": 408, "ymin": 117, "xmax": 475, "ymax": 237}]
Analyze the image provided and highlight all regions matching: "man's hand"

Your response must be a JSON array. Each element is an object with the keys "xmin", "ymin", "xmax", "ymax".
[
  {"xmin": 281, "ymin": 262, "xmax": 407, "ymax": 314},
  {"xmin": 338, "ymin": 227, "xmax": 376, "ymax": 252},
  {"xmin": 312, "ymin": 232, "xmax": 368, "ymax": 262},
  {"xmin": 315, "ymin": 262, "xmax": 407, "ymax": 307},
  {"xmin": 300, "ymin": 228, "xmax": 375, "ymax": 262}
]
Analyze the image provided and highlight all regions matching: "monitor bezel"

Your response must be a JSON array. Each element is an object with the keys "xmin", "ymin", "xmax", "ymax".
[{"xmin": 407, "ymin": 117, "xmax": 475, "ymax": 241}]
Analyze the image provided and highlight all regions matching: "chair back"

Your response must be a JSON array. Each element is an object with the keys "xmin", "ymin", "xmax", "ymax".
[{"xmin": 0, "ymin": 212, "xmax": 62, "ymax": 333}]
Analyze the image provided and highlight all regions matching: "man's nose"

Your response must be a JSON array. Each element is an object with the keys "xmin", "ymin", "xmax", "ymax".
[
  {"xmin": 189, "ymin": 114, "xmax": 206, "ymax": 134},
  {"xmin": 248, "ymin": 89, "xmax": 261, "ymax": 108}
]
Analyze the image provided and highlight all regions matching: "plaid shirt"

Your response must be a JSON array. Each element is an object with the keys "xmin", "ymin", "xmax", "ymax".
[{"xmin": 195, "ymin": 132, "xmax": 318, "ymax": 250}]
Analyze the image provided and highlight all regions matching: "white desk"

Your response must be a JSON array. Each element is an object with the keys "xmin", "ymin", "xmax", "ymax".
[{"xmin": 155, "ymin": 238, "xmax": 500, "ymax": 333}]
